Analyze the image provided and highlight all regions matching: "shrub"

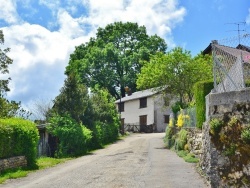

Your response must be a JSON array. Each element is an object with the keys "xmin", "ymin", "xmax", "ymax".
[
  {"xmin": 0, "ymin": 118, "xmax": 39, "ymax": 168},
  {"xmin": 176, "ymin": 129, "xmax": 188, "ymax": 150},
  {"xmin": 91, "ymin": 120, "xmax": 119, "ymax": 149},
  {"xmin": 176, "ymin": 150, "xmax": 199, "ymax": 163},
  {"xmin": 88, "ymin": 88, "xmax": 120, "ymax": 149},
  {"xmin": 194, "ymin": 80, "xmax": 214, "ymax": 128},
  {"xmin": 183, "ymin": 153, "xmax": 199, "ymax": 163},
  {"xmin": 245, "ymin": 79, "xmax": 250, "ymax": 87},
  {"xmin": 209, "ymin": 118, "xmax": 223, "ymax": 135},
  {"xmin": 164, "ymin": 126, "xmax": 175, "ymax": 149},
  {"xmin": 241, "ymin": 127, "xmax": 250, "ymax": 144},
  {"xmin": 176, "ymin": 109, "xmax": 190, "ymax": 128},
  {"xmin": 47, "ymin": 115, "xmax": 92, "ymax": 157}
]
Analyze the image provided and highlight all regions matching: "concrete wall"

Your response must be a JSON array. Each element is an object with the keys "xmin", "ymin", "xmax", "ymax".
[{"xmin": 201, "ymin": 88, "xmax": 250, "ymax": 187}]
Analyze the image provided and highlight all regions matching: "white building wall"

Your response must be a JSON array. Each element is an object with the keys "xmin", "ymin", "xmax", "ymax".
[
  {"xmin": 121, "ymin": 96, "xmax": 155, "ymax": 125},
  {"xmin": 153, "ymin": 96, "xmax": 172, "ymax": 132}
]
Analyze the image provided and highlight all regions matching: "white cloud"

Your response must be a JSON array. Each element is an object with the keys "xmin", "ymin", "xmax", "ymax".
[
  {"xmin": 2, "ymin": 21, "xmax": 90, "ymax": 105},
  {"xmin": 81, "ymin": 0, "xmax": 186, "ymax": 47},
  {"xmin": 57, "ymin": 9, "xmax": 85, "ymax": 38},
  {"xmin": 0, "ymin": 0, "xmax": 186, "ymax": 109},
  {"xmin": 0, "ymin": 0, "xmax": 20, "ymax": 24}
]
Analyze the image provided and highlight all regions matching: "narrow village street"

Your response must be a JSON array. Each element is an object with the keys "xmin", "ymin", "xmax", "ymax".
[{"xmin": 0, "ymin": 133, "xmax": 209, "ymax": 188}]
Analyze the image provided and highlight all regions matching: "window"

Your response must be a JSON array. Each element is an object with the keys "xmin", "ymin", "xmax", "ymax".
[
  {"xmin": 118, "ymin": 102, "xmax": 124, "ymax": 112},
  {"xmin": 164, "ymin": 115, "xmax": 170, "ymax": 123},
  {"xmin": 139, "ymin": 97, "xmax": 147, "ymax": 108},
  {"xmin": 139, "ymin": 115, "xmax": 147, "ymax": 125}
]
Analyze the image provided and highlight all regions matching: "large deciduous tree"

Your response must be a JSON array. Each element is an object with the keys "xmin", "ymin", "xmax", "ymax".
[
  {"xmin": 66, "ymin": 22, "xmax": 167, "ymax": 99},
  {"xmin": 136, "ymin": 47, "xmax": 213, "ymax": 103}
]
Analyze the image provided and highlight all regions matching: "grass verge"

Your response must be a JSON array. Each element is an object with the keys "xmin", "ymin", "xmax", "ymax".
[
  {"xmin": 176, "ymin": 150, "xmax": 199, "ymax": 163},
  {"xmin": 0, "ymin": 157, "xmax": 72, "ymax": 184}
]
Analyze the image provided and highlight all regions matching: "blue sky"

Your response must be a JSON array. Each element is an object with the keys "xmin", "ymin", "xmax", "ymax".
[{"xmin": 0, "ymin": 0, "xmax": 249, "ymax": 117}]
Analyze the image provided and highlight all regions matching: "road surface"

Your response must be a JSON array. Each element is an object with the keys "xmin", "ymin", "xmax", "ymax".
[{"xmin": 0, "ymin": 133, "xmax": 209, "ymax": 188}]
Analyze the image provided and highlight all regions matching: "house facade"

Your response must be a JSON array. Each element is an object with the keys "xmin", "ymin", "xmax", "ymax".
[{"xmin": 115, "ymin": 88, "xmax": 172, "ymax": 133}]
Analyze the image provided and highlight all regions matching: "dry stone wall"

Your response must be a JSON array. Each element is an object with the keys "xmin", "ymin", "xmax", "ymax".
[
  {"xmin": 185, "ymin": 128, "xmax": 202, "ymax": 157},
  {"xmin": 201, "ymin": 88, "xmax": 250, "ymax": 187},
  {"xmin": 0, "ymin": 156, "xmax": 27, "ymax": 172}
]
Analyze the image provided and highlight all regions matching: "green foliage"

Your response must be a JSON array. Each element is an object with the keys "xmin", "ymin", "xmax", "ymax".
[
  {"xmin": 245, "ymin": 79, "xmax": 250, "ymax": 87},
  {"xmin": 0, "ymin": 98, "xmax": 31, "ymax": 119},
  {"xmin": 137, "ymin": 48, "xmax": 213, "ymax": 104},
  {"xmin": 0, "ymin": 118, "xmax": 39, "ymax": 168},
  {"xmin": 176, "ymin": 150, "xmax": 199, "ymax": 163},
  {"xmin": 194, "ymin": 80, "xmax": 214, "ymax": 128},
  {"xmin": 183, "ymin": 153, "xmax": 199, "ymax": 163},
  {"xmin": 37, "ymin": 157, "xmax": 72, "ymax": 170},
  {"xmin": 0, "ymin": 30, "xmax": 13, "ymax": 95},
  {"xmin": 47, "ymin": 115, "xmax": 92, "ymax": 157},
  {"xmin": 241, "ymin": 126, "xmax": 250, "ymax": 144},
  {"xmin": 90, "ymin": 89, "xmax": 119, "ymax": 148},
  {"xmin": 164, "ymin": 126, "xmax": 175, "ymax": 149},
  {"xmin": 66, "ymin": 22, "xmax": 167, "ymax": 99},
  {"xmin": 0, "ymin": 168, "xmax": 29, "ymax": 184},
  {"xmin": 223, "ymin": 143, "xmax": 236, "ymax": 156},
  {"xmin": 210, "ymin": 115, "xmax": 250, "ymax": 186},
  {"xmin": 209, "ymin": 118, "xmax": 223, "ymax": 135},
  {"xmin": 171, "ymin": 101, "xmax": 187, "ymax": 117},
  {"xmin": 0, "ymin": 30, "xmax": 30, "ymax": 119},
  {"xmin": 176, "ymin": 129, "xmax": 188, "ymax": 150},
  {"xmin": 49, "ymin": 82, "xmax": 119, "ymax": 156},
  {"xmin": 91, "ymin": 88, "xmax": 119, "ymax": 125},
  {"xmin": 0, "ymin": 157, "xmax": 72, "ymax": 184},
  {"xmin": 51, "ymin": 74, "xmax": 89, "ymax": 123},
  {"xmin": 176, "ymin": 150, "xmax": 188, "ymax": 158},
  {"xmin": 91, "ymin": 121, "xmax": 116, "ymax": 148}
]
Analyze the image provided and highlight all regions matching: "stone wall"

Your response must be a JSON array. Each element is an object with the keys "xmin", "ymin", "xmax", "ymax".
[
  {"xmin": 201, "ymin": 88, "xmax": 250, "ymax": 187},
  {"xmin": 0, "ymin": 156, "xmax": 27, "ymax": 172},
  {"xmin": 185, "ymin": 128, "xmax": 202, "ymax": 157}
]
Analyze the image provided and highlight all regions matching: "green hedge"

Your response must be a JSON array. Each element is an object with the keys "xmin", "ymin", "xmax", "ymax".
[
  {"xmin": 48, "ymin": 115, "xmax": 92, "ymax": 157},
  {"xmin": 194, "ymin": 80, "xmax": 214, "ymax": 129},
  {"xmin": 91, "ymin": 120, "xmax": 119, "ymax": 149},
  {"xmin": 0, "ymin": 118, "xmax": 39, "ymax": 168}
]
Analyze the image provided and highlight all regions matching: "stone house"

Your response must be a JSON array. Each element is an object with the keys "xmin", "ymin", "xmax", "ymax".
[{"xmin": 115, "ymin": 88, "xmax": 173, "ymax": 133}]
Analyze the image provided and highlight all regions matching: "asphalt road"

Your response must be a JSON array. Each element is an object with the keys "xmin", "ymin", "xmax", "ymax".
[{"xmin": 0, "ymin": 133, "xmax": 209, "ymax": 188}]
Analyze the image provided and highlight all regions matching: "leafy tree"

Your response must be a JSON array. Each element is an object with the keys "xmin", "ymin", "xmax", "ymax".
[
  {"xmin": 0, "ymin": 30, "xmax": 12, "ymax": 95},
  {"xmin": 91, "ymin": 88, "xmax": 119, "ymax": 124},
  {"xmin": 136, "ymin": 47, "xmax": 213, "ymax": 103},
  {"xmin": 50, "ymin": 74, "xmax": 89, "ymax": 123},
  {"xmin": 0, "ymin": 98, "xmax": 31, "ymax": 119},
  {"xmin": 66, "ymin": 22, "xmax": 167, "ymax": 99},
  {"xmin": 0, "ymin": 30, "xmax": 31, "ymax": 119},
  {"xmin": 90, "ymin": 88, "xmax": 119, "ymax": 147}
]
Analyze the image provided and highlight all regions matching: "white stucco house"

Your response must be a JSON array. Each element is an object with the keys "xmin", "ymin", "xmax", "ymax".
[{"xmin": 115, "ymin": 88, "xmax": 173, "ymax": 133}]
